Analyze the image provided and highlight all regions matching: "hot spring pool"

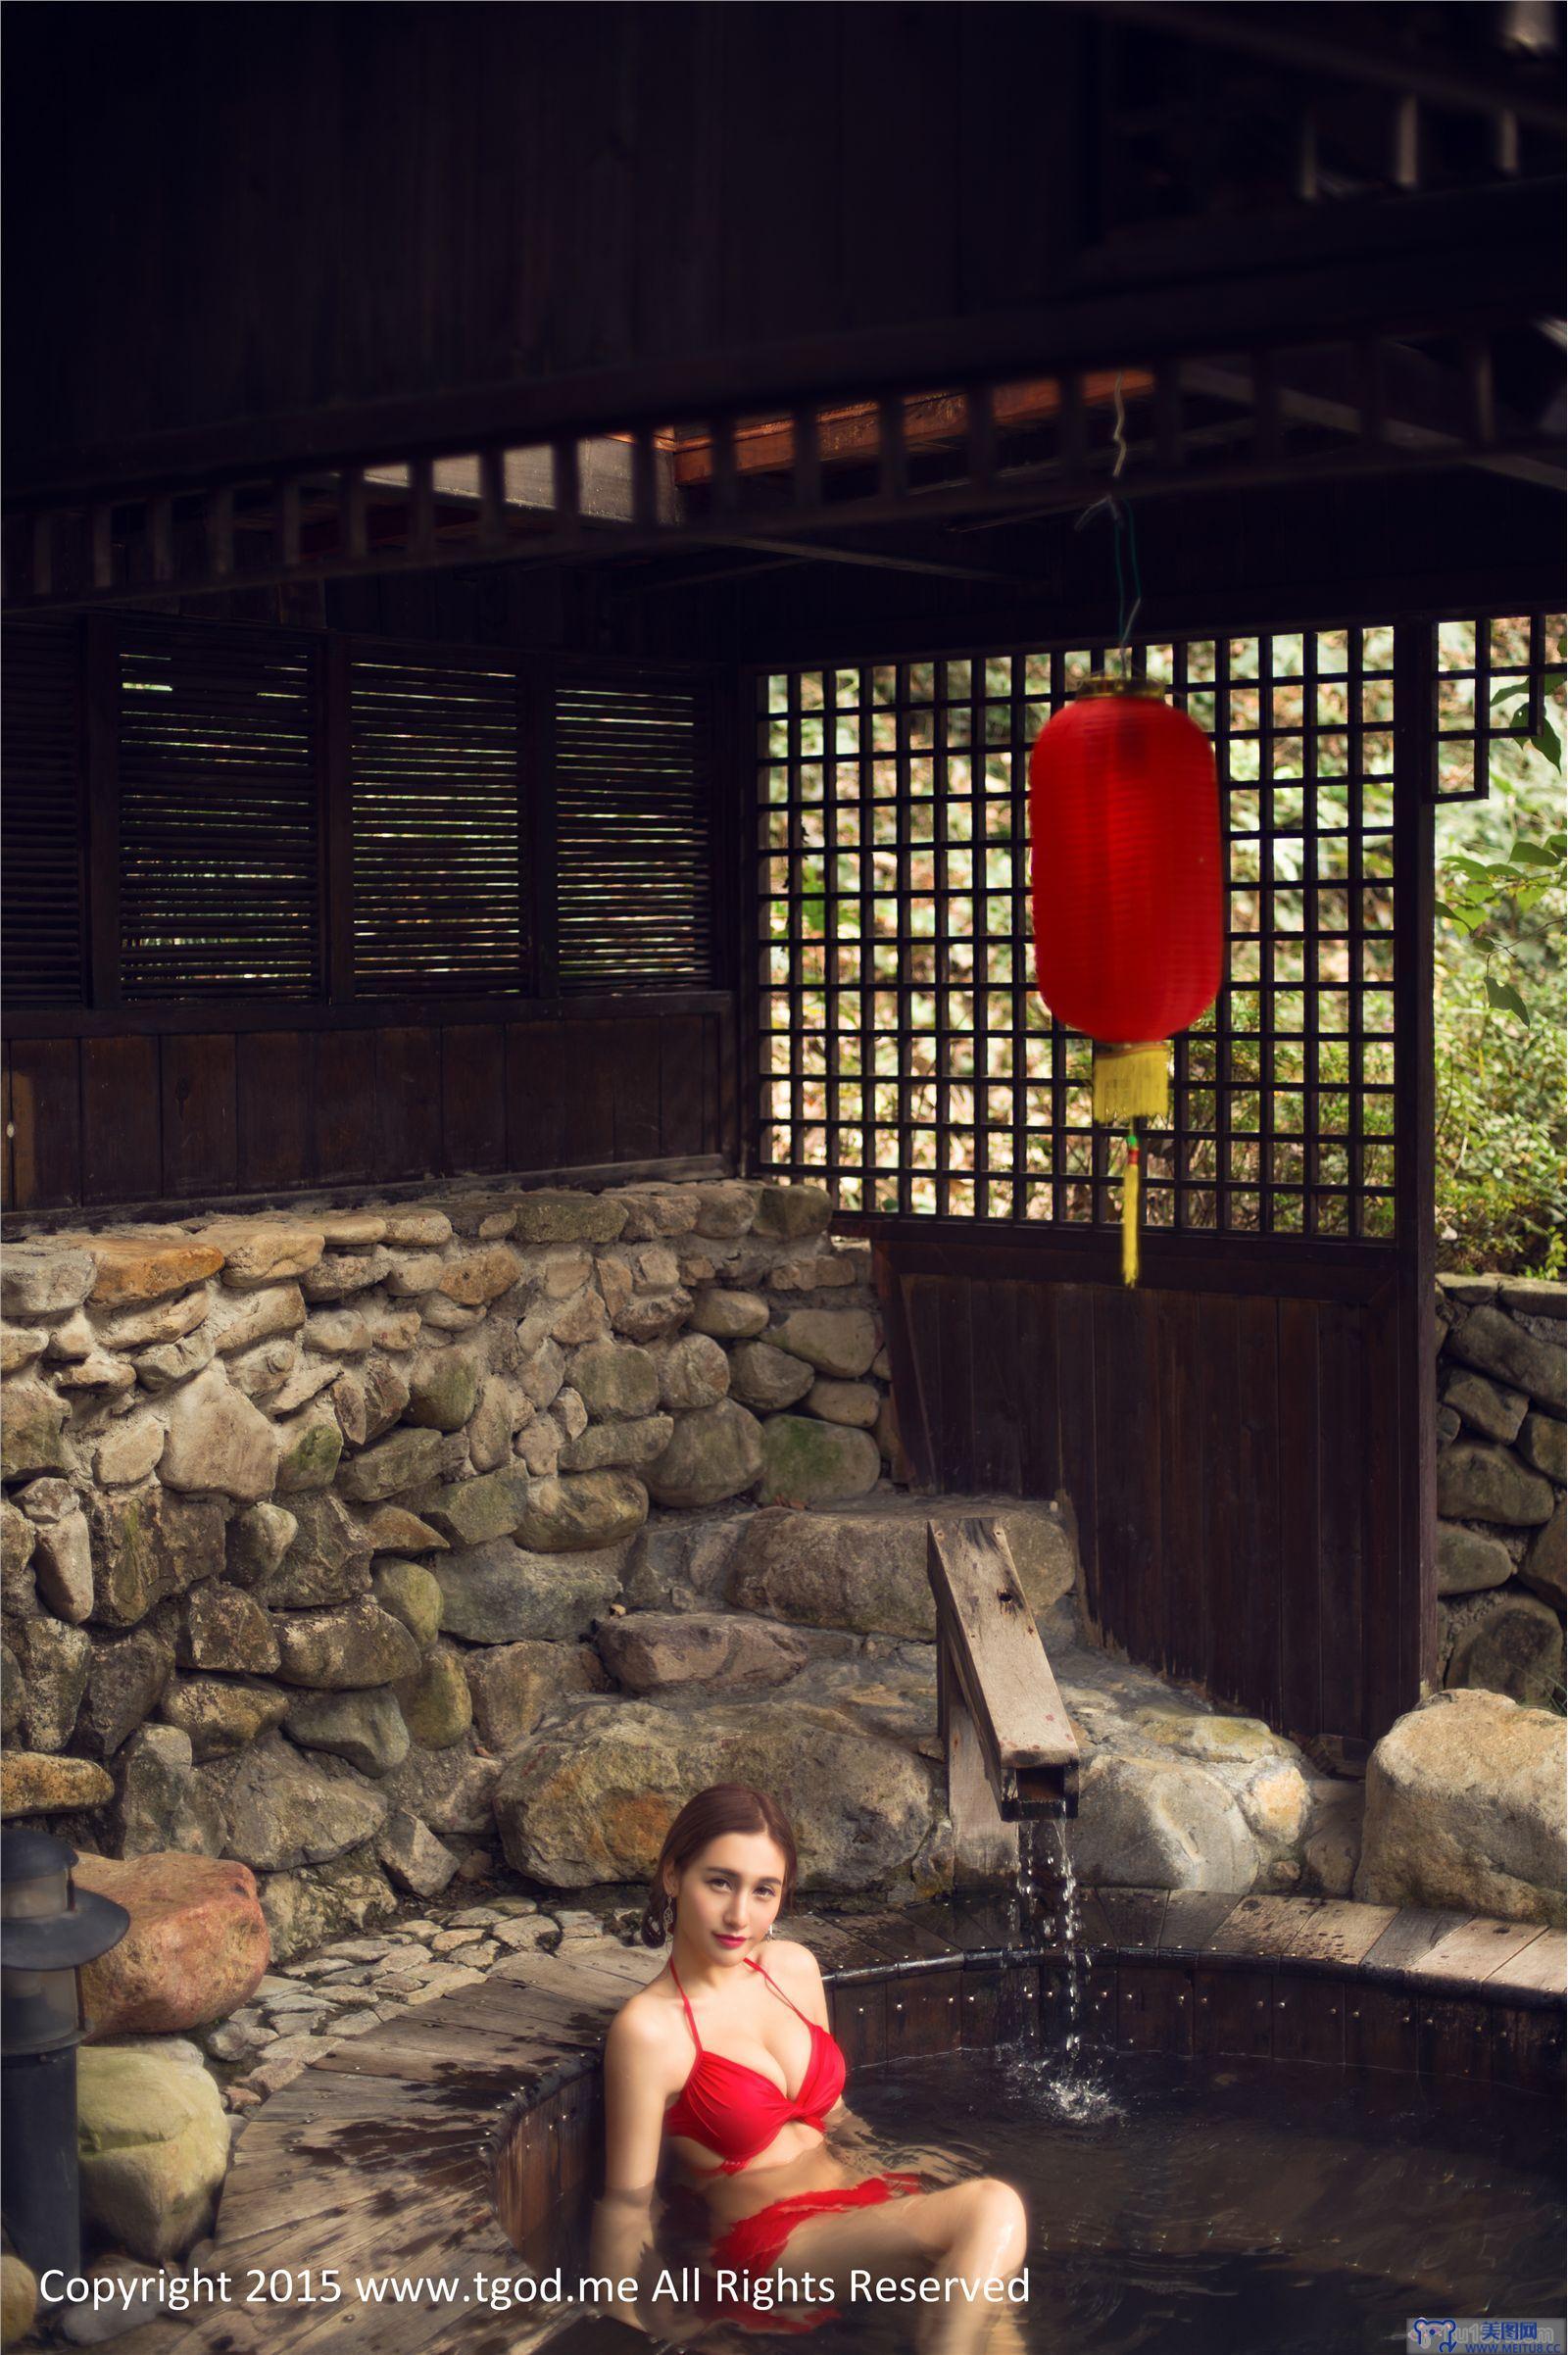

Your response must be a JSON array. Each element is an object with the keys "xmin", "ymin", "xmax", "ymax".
[{"xmin": 531, "ymin": 2039, "xmax": 1563, "ymax": 2352}]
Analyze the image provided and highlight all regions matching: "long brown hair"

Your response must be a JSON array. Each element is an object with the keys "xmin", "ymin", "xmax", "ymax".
[{"xmin": 638, "ymin": 1784, "xmax": 799, "ymax": 1947}]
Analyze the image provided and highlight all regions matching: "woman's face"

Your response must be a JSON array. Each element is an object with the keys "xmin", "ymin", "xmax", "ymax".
[{"xmin": 667, "ymin": 1832, "xmax": 788, "ymax": 1963}]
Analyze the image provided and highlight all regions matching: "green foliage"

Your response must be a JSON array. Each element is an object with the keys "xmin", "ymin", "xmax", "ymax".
[{"xmin": 1434, "ymin": 650, "xmax": 1566, "ymax": 1277}]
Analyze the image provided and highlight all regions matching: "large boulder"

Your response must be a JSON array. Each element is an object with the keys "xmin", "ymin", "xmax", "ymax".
[
  {"xmin": 9, "ymin": 1617, "xmax": 91, "ymax": 1751},
  {"xmin": 373, "ymin": 1558, "xmax": 444, "ymax": 1645},
  {"xmin": 493, "ymin": 1697, "xmax": 936, "ymax": 1891},
  {"xmin": 259, "ymin": 1843, "xmax": 396, "ymax": 1965},
  {"xmin": 116, "ymin": 1727, "xmax": 223, "ymax": 1857},
  {"xmin": 758, "ymin": 1415, "xmax": 880, "ymax": 1506},
  {"xmin": 271, "ymin": 1597, "xmax": 420, "ymax": 1690},
  {"xmin": 568, "ymin": 1343, "xmax": 660, "ymax": 1421},
  {"xmin": 559, "ymin": 1414, "xmax": 674, "ymax": 1473},
  {"xmin": 0, "ymin": 1378, "xmax": 71, "ymax": 1478},
  {"xmin": 392, "ymin": 1647, "xmax": 473, "ymax": 1748},
  {"xmin": 1, "ymin": 1752, "xmax": 114, "ymax": 1816},
  {"xmin": 1436, "ymin": 1444, "xmax": 1554, "ymax": 1527},
  {"xmin": 284, "ymin": 1688, "xmax": 412, "ymax": 1777},
  {"xmin": 689, "ymin": 1290, "xmax": 770, "ymax": 1342},
  {"xmin": 1436, "ymin": 1522, "xmax": 1515, "ymax": 1597},
  {"xmin": 423, "ymin": 1470, "xmax": 527, "ymax": 1547},
  {"xmin": 158, "ymin": 1675, "xmax": 289, "ymax": 1761},
  {"xmin": 645, "ymin": 1403, "xmax": 763, "ymax": 1509},
  {"xmin": 771, "ymin": 1310, "xmax": 877, "ymax": 1379},
  {"xmin": 77, "ymin": 2039, "xmax": 229, "ymax": 2261},
  {"xmin": 336, "ymin": 1425, "xmax": 450, "ymax": 1503},
  {"xmin": 513, "ymin": 1470, "xmax": 650, "ymax": 1551},
  {"xmin": 597, "ymin": 1611, "xmax": 810, "ymax": 1694},
  {"xmin": 87, "ymin": 1489, "xmax": 227, "ymax": 1630},
  {"xmin": 656, "ymin": 1334, "xmax": 730, "ymax": 1411},
  {"xmin": 1066, "ymin": 1753, "xmax": 1259, "ymax": 1892},
  {"xmin": 194, "ymin": 1732, "xmax": 387, "ymax": 1870},
  {"xmin": 1448, "ymin": 1303, "xmax": 1566, "ymax": 1412},
  {"xmin": 1520, "ymin": 1499, "xmax": 1565, "ymax": 1609},
  {"xmin": 249, "ymin": 1493, "xmax": 370, "ymax": 1606},
  {"xmin": 1443, "ymin": 1589, "xmax": 1565, "ymax": 1710},
  {"xmin": 157, "ymin": 1365, "xmax": 281, "ymax": 1502},
  {"xmin": 728, "ymin": 1342, "xmax": 814, "ymax": 1413},
  {"xmin": 173, "ymin": 1583, "xmax": 279, "ymax": 1675},
  {"xmin": 433, "ymin": 1540, "xmax": 627, "ymax": 1643},
  {"xmin": 75, "ymin": 1852, "xmax": 269, "ymax": 2037},
  {"xmin": 1353, "ymin": 1689, "xmax": 1565, "ymax": 1925},
  {"xmin": 464, "ymin": 1641, "xmax": 609, "ymax": 1752},
  {"xmin": 726, "ymin": 1507, "xmax": 936, "ymax": 1638},
  {"xmin": 378, "ymin": 1744, "xmax": 500, "ymax": 1836}
]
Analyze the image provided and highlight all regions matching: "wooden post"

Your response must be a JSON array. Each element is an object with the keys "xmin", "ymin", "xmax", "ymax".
[{"xmin": 927, "ymin": 1518, "xmax": 1082, "ymax": 1889}]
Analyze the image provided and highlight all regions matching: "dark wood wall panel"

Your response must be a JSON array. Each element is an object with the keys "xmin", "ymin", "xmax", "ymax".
[
  {"xmin": 3, "ymin": 1008, "xmax": 727, "ymax": 1217},
  {"xmin": 879, "ymin": 1247, "xmax": 1419, "ymax": 1752},
  {"xmin": 82, "ymin": 1034, "xmax": 160, "ymax": 1203}
]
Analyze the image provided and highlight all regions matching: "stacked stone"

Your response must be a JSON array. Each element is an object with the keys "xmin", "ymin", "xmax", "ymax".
[
  {"xmin": 0, "ymin": 1176, "xmax": 899, "ymax": 1953},
  {"xmin": 1434, "ymin": 1273, "xmax": 1565, "ymax": 1710}
]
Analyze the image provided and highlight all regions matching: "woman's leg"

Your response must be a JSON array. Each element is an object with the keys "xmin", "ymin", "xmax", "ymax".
[{"xmin": 772, "ymin": 2178, "xmax": 1029, "ymax": 2355}]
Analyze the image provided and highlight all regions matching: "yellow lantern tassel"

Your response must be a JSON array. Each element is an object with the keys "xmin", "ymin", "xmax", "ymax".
[
  {"xmin": 1094, "ymin": 1042, "xmax": 1169, "ymax": 1126},
  {"xmin": 1121, "ymin": 1127, "xmax": 1142, "ymax": 1289}
]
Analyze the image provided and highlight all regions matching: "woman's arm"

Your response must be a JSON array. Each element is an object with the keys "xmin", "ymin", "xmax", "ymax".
[{"xmin": 589, "ymin": 2002, "xmax": 676, "ymax": 2331}]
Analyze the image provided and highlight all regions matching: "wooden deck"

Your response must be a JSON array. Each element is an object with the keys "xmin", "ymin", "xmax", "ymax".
[{"xmin": 109, "ymin": 1893, "xmax": 1565, "ymax": 2355}]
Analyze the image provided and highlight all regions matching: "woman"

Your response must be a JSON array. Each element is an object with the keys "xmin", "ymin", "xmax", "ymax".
[{"xmin": 591, "ymin": 1784, "xmax": 1028, "ymax": 2351}]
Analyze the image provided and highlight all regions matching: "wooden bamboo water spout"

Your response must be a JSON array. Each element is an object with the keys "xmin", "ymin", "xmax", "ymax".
[{"xmin": 926, "ymin": 1517, "xmax": 1081, "ymax": 1884}]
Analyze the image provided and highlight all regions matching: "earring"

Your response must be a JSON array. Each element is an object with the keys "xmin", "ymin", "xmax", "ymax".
[{"xmin": 766, "ymin": 1923, "xmax": 776, "ymax": 1938}]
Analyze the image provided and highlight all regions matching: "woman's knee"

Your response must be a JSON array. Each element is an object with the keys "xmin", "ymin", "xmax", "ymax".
[{"xmin": 970, "ymin": 2178, "xmax": 1027, "ymax": 2267}]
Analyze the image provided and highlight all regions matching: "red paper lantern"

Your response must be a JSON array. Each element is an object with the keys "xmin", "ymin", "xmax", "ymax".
[{"xmin": 1029, "ymin": 685, "xmax": 1222, "ymax": 1048}]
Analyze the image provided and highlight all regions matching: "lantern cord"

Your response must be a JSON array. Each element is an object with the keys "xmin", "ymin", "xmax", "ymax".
[
  {"xmin": 1073, "ymin": 487, "xmax": 1144, "ymax": 674},
  {"xmin": 1121, "ymin": 1122, "xmax": 1143, "ymax": 1289}
]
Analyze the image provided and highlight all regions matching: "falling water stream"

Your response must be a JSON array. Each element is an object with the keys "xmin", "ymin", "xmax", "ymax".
[{"xmin": 1014, "ymin": 1816, "xmax": 1118, "ymax": 2124}]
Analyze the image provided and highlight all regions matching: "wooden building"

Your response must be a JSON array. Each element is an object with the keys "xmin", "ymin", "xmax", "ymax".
[{"xmin": 3, "ymin": 1, "xmax": 1564, "ymax": 1757}]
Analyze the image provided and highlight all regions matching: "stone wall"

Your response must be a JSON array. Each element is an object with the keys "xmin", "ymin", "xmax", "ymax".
[
  {"xmin": 1435, "ymin": 1273, "xmax": 1565, "ymax": 1709},
  {"xmin": 0, "ymin": 1179, "xmax": 906, "ymax": 1954}
]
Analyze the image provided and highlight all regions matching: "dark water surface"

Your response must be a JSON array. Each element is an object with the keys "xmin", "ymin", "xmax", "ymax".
[{"xmin": 825, "ymin": 2044, "xmax": 1565, "ymax": 2353}]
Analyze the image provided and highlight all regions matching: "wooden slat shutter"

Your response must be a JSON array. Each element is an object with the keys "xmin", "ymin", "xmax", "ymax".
[
  {"xmin": 554, "ymin": 676, "xmax": 713, "ymax": 991},
  {"xmin": 119, "ymin": 621, "xmax": 318, "ymax": 1000},
  {"xmin": 349, "ymin": 647, "xmax": 525, "ymax": 996},
  {"xmin": 2, "ymin": 618, "xmax": 85, "ymax": 1005}
]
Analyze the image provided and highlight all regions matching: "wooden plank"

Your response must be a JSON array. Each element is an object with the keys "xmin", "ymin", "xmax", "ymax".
[
  {"xmin": 1054, "ymin": 1284, "xmax": 1099, "ymax": 1630},
  {"xmin": 376, "ymin": 1025, "xmax": 441, "ymax": 1181},
  {"xmin": 1156, "ymin": 1287, "xmax": 1204, "ymax": 1685},
  {"xmin": 969, "ymin": 1279, "xmax": 1021, "ymax": 1496},
  {"xmin": 1194, "ymin": 1964, "xmax": 1275, "ymax": 2060},
  {"xmin": 1481, "ymin": 1928, "xmax": 1566, "ymax": 1996},
  {"xmin": 1013, "ymin": 1277, "xmax": 1059, "ymax": 1501},
  {"xmin": 81, "ymin": 1033, "xmax": 160, "ymax": 1202},
  {"xmin": 313, "ymin": 1028, "xmax": 376, "ymax": 1184},
  {"xmin": 1407, "ymin": 1915, "xmax": 1546, "ymax": 1985},
  {"xmin": 1276, "ymin": 1294, "xmax": 1322, "ymax": 1742},
  {"xmin": 560, "ymin": 1021, "xmax": 615, "ymax": 1167},
  {"xmin": 1199, "ymin": 1291, "xmax": 1243, "ymax": 1704},
  {"xmin": 1208, "ymin": 1894, "xmax": 1324, "ymax": 1957},
  {"xmin": 440, "ymin": 1023, "xmax": 506, "ymax": 1173},
  {"xmin": 1359, "ymin": 1905, "xmax": 1474, "ymax": 1977},
  {"xmin": 926, "ymin": 1520, "xmax": 1080, "ymax": 1788},
  {"xmin": 235, "ymin": 1032, "xmax": 311, "ymax": 1194},
  {"xmin": 1282, "ymin": 1898, "xmax": 1398, "ymax": 1968},
  {"xmin": 1158, "ymin": 1890, "xmax": 1247, "ymax": 1952},
  {"xmin": 505, "ymin": 1022, "xmax": 565, "ymax": 1173},
  {"xmin": 1271, "ymin": 1976, "xmax": 1346, "ymax": 2066},
  {"xmin": 885, "ymin": 1966, "xmax": 963, "ymax": 2063},
  {"xmin": 6, "ymin": 1035, "xmax": 80, "ymax": 1209},
  {"xmin": 1095, "ymin": 1888, "xmax": 1169, "ymax": 1951},
  {"xmin": 1316, "ymin": 1299, "xmax": 1367, "ymax": 1739},
  {"xmin": 658, "ymin": 1010, "xmax": 707, "ymax": 1159},
  {"xmin": 1116, "ymin": 1960, "xmax": 1194, "ymax": 2057},
  {"xmin": 935, "ymin": 1278, "xmax": 975, "ymax": 1489},
  {"xmin": 1346, "ymin": 1983, "xmax": 1420, "ymax": 2074},
  {"xmin": 1236, "ymin": 1294, "xmax": 1282, "ymax": 1725},
  {"xmin": 899, "ymin": 1273, "xmax": 947, "ymax": 1494},
  {"xmin": 611, "ymin": 1015, "xmax": 662, "ymax": 1163},
  {"xmin": 160, "ymin": 1033, "xmax": 237, "ymax": 1198}
]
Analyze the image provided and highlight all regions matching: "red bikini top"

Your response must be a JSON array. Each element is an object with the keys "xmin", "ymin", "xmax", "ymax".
[{"xmin": 662, "ymin": 1956, "xmax": 846, "ymax": 2176}]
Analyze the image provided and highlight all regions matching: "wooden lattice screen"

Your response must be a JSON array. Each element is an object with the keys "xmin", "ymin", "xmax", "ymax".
[
  {"xmin": 1, "ymin": 616, "xmax": 85, "ymax": 1006},
  {"xmin": 754, "ymin": 613, "xmax": 1564, "ymax": 1237}
]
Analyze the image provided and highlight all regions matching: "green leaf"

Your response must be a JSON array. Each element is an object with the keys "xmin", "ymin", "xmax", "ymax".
[
  {"xmin": 1530, "ymin": 720, "xmax": 1562, "ymax": 768},
  {"xmin": 1516, "ymin": 880, "xmax": 1552, "ymax": 912},
  {"xmin": 1508, "ymin": 841, "xmax": 1561, "ymax": 869},
  {"xmin": 1446, "ymin": 855, "xmax": 1498, "ymax": 883},
  {"xmin": 1485, "ymin": 975, "xmax": 1530, "ymax": 1023},
  {"xmin": 1491, "ymin": 678, "xmax": 1531, "ymax": 708}
]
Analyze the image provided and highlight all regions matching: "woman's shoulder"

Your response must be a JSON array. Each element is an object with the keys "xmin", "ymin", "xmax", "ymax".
[
  {"xmin": 607, "ymin": 1971, "xmax": 680, "ymax": 2058},
  {"xmin": 760, "ymin": 1937, "xmax": 825, "ymax": 1992}
]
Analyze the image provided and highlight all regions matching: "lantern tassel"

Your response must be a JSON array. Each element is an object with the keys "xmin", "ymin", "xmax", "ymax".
[
  {"xmin": 1093, "ymin": 1042, "xmax": 1169, "ymax": 1126},
  {"xmin": 1122, "ymin": 1126, "xmax": 1142, "ymax": 1289}
]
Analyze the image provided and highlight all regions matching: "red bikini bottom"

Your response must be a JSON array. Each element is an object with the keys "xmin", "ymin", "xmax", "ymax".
[
  {"xmin": 710, "ymin": 2170, "xmax": 925, "ymax": 2274},
  {"xmin": 662, "ymin": 2171, "xmax": 925, "ymax": 2334}
]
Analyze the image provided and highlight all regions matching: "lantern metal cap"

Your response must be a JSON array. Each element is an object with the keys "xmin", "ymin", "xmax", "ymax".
[
  {"xmin": 0, "ymin": 1828, "xmax": 130, "ymax": 1970},
  {"xmin": 1075, "ymin": 673, "xmax": 1167, "ymax": 700}
]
